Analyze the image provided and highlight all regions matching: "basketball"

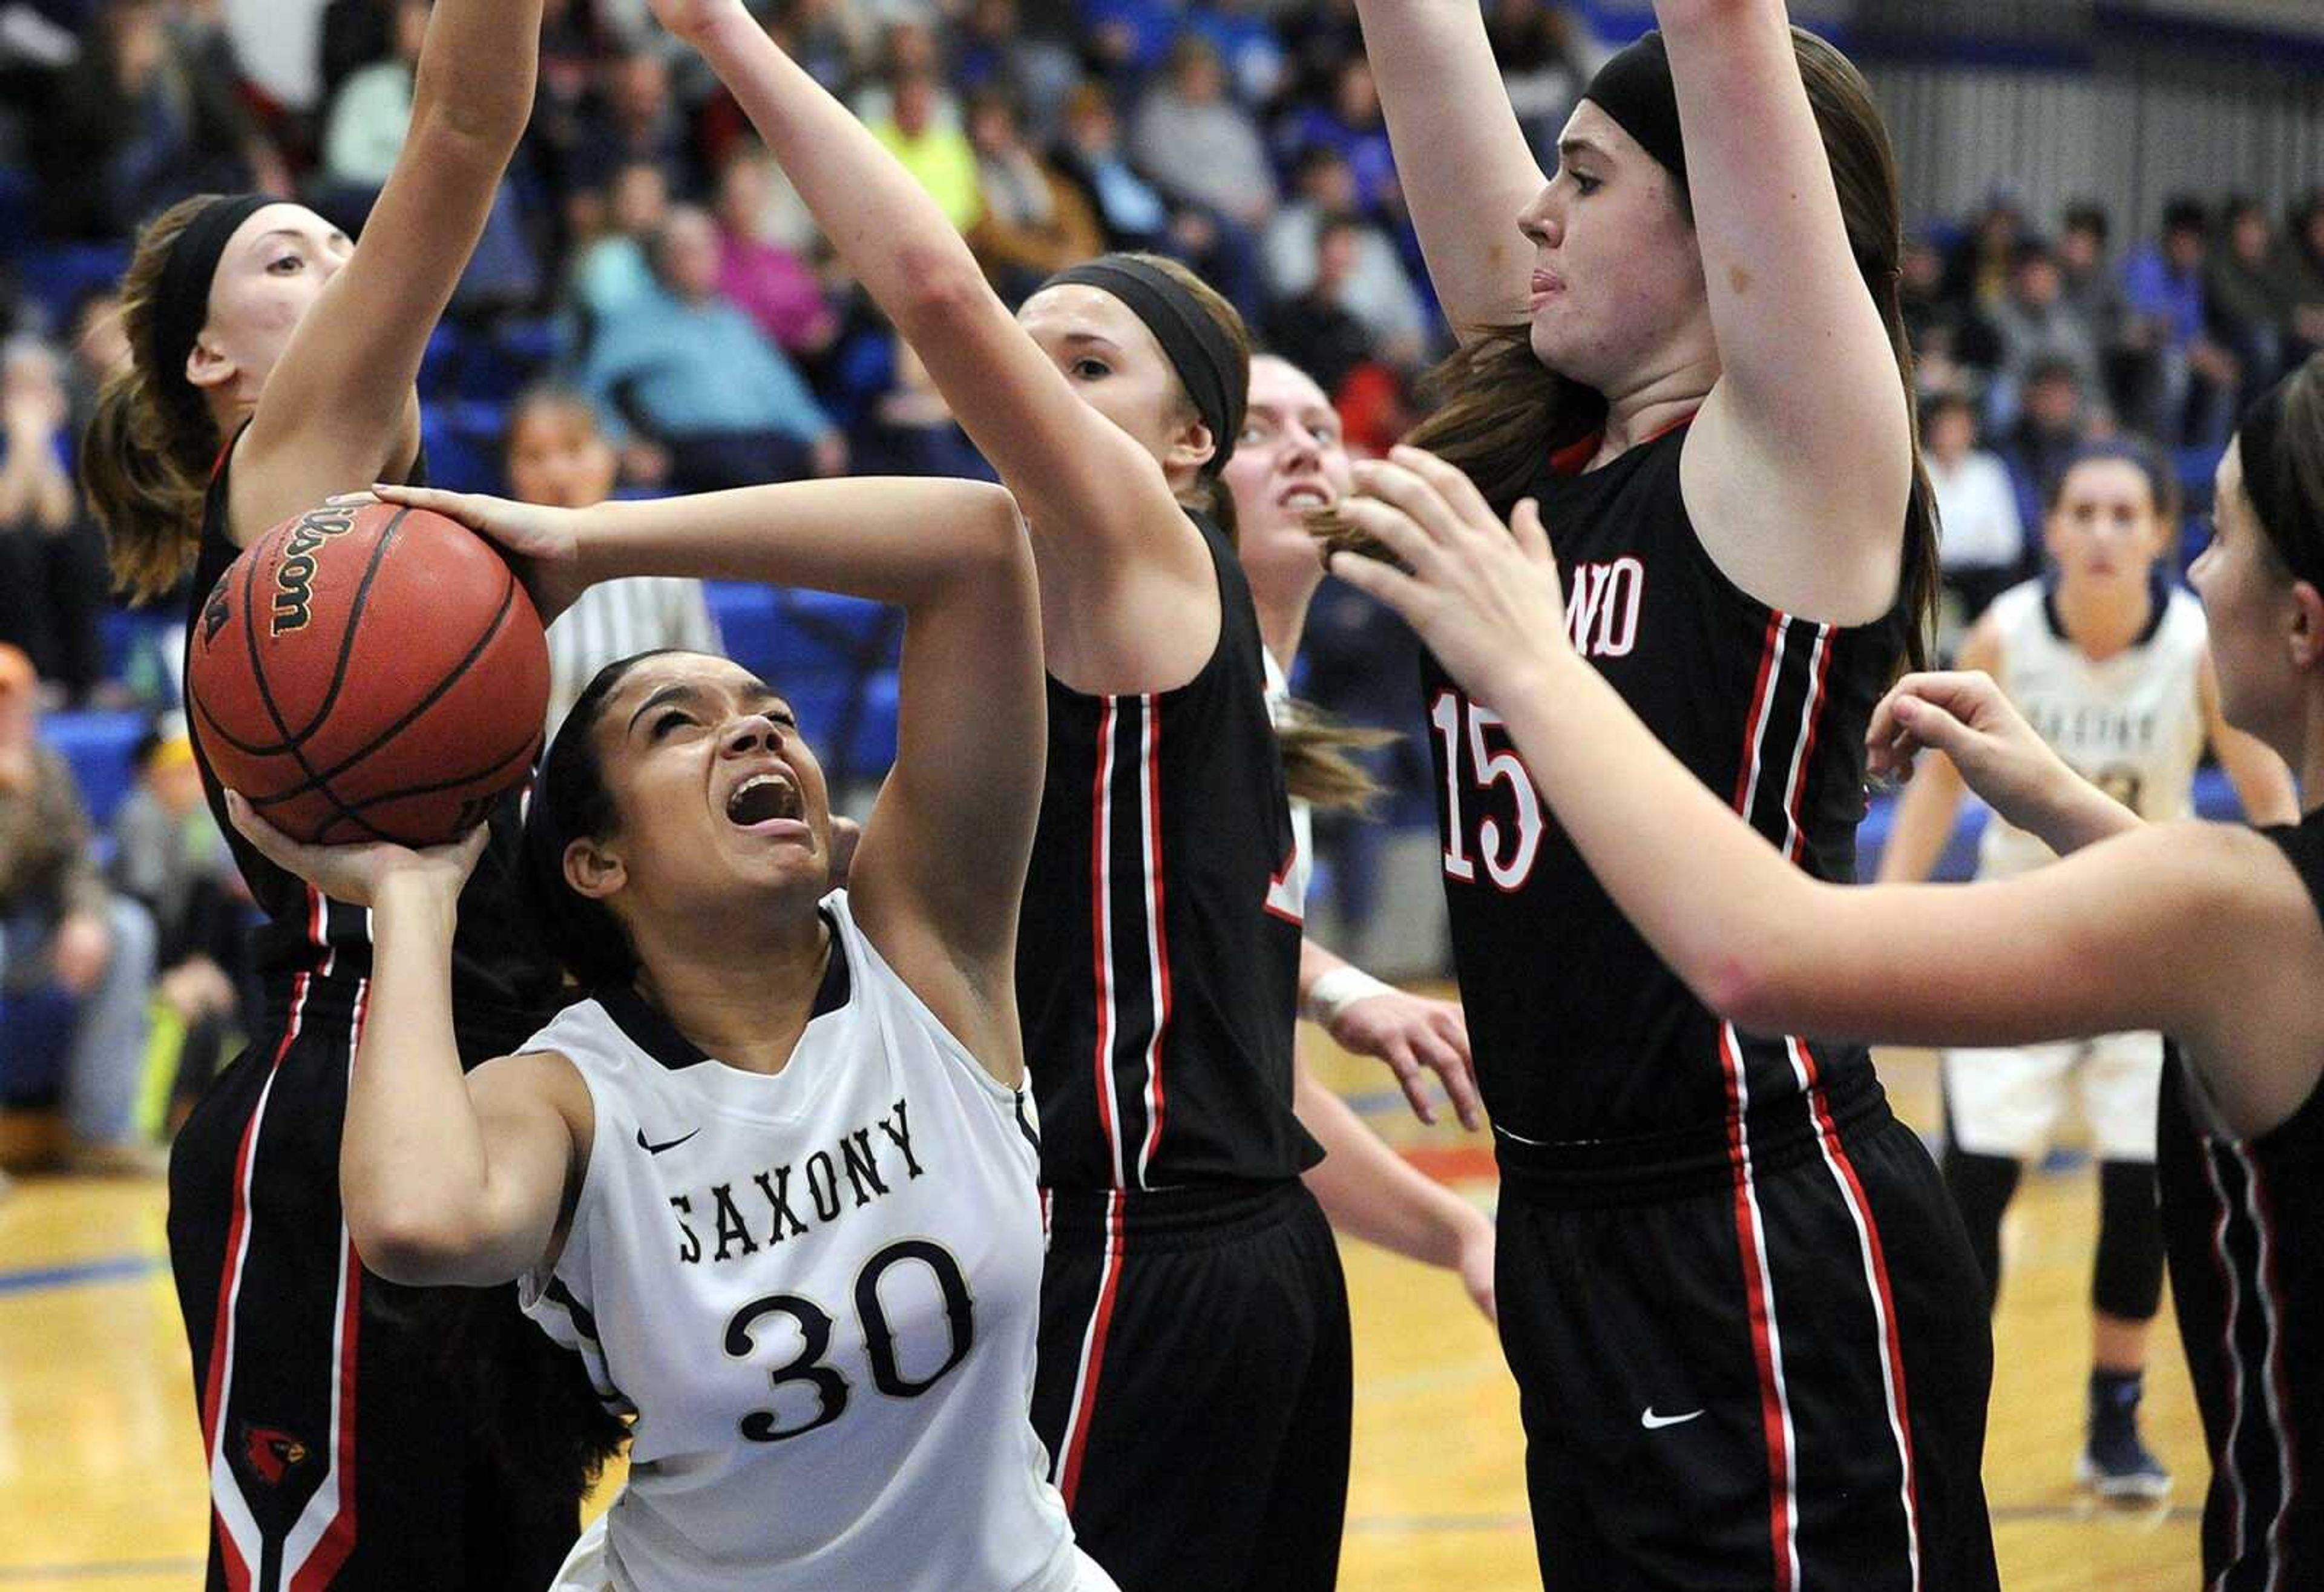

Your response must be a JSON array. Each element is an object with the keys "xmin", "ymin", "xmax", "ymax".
[{"xmin": 185, "ymin": 499, "xmax": 548, "ymax": 847}]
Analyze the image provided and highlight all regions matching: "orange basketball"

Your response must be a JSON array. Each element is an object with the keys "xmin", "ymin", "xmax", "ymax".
[{"xmin": 187, "ymin": 500, "xmax": 549, "ymax": 847}]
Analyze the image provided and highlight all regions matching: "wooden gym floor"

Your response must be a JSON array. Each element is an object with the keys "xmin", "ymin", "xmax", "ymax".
[{"xmin": 0, "ymin": 1040, "xmax": 2199, "ymax": 1590}]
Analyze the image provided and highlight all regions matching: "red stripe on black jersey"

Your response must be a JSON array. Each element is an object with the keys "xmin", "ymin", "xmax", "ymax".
[
  {"xmin": 1425, "ymin": 423, "xmax": 1905, "ymax": 1148},
  {"xmin": 2156, "ymin": 809, "xmax": 2324, "ymax": 1588},
  {"xmin": 1017, "ymin": 515, "xmax": 1318, "ymax": 1195}
]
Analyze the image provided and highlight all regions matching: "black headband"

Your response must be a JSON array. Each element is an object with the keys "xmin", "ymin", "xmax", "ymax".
[
  {"xmin": 1042, "ymin": 256, "xmax": 1244, "ymax": 478},
  {"xmin": 2238, "ymin": 376, "xmax": 2324, "ymax": 587},
  {"xmin": 152, "ymin": 194, "xmax": 273, "ymax": 400},
  {"xmin": 1583, "ymin": 32, "xmax": 1687, "ymax": 191}
]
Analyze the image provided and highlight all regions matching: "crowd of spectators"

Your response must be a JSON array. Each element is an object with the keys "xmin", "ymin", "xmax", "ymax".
[{"xmin": 0, "ymin": 0, "xmax": 2319, "ymax": 1173}]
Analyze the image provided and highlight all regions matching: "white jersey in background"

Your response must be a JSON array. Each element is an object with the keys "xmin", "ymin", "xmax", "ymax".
[
  {"xmin": 519, "ymin": 890, "xmax": 1106, "ymax": 1592},
  {"xmin": 1264, "ymin": 650, "xmax": 1314, "ymax": 916},
  {"xmin": 1975, "ymin": 577, "xmax": 2210, "ymax": 881}
]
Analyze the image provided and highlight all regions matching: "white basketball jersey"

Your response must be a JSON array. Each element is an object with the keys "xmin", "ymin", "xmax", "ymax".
[
  {"xmin": 519, "ymin": 891, "xmax": 1081, "ymax": 1592},
  {"xmin": 1264, "ymin": 650, "xmax": 1315, "ymax": 916},
  {"xmin": 1977, "ymin": 579, "xmax": 2210, "ymax": 880}
]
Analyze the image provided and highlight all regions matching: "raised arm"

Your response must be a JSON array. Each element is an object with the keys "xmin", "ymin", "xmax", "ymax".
[
  {"xmin": 2202, "ymin": 650, "xmax": 2303, "ymax": 825},
  {"xmin": 230, "ymin": 0, "xmax": 543, "ymax": 538},
  {"xmin": 376, "ymin": 475, "xmax": 1045, "ymax": 1037},
  {"xmin": 221, "ymin": 809, "xmax": 592, "ymax": 1287},
  {"xmin": 655, "ymin": 0, "xmax": 1210, "ymax": 687},
  {"xmin": 1661, "ymin": 1, "xmax": 1912, "ymax": 621},
  {"xmin": 1351, "ymin": 0, "xmax": 1549, "ymax": 337}
]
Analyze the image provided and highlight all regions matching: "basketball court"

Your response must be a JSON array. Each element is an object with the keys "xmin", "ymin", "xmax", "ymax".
[{"xmin": 0, "ymin": 1040, "xmax": 2203, "ymax": 1590}]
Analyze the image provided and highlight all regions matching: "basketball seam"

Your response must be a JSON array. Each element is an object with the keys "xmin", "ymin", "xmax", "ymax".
[
  {"xmin": 194, "ymin": 510, "xmax": 409, "ymax": 759},
  {"xmin": 306, "ymin": 728, "xmax": 542, "ymax": 846},
  {"xmin": 240, "ymin": 565, "xmax": 525, "ymax": 808},
  {"xmin": 235, "ymin": 525, "xmax": 399, "ymax": 844},
  {"xmin": 286, "ymin": 506, "xmax": 411, "ymax": 748}
]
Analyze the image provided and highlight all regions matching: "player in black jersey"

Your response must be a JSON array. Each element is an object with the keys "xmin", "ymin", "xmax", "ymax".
[
  {"xmin": 1331, "ymin": 358, "xmax": 2324, "ymax": 1592},
  {"xmin": 76, "ymin": 2, "xmax": 609, "ymax": 1584},
  {"xmin": 1346, "ymin": 2, "xmax": 1988, "ymax": 1587},
  {"xmin": 647, "ymin": 4, "xmax": 1489, "ymax": 1586}
]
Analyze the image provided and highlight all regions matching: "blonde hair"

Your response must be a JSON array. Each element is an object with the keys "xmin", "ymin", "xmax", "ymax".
[{"xmin": 82, "ymin": 196, "xmax": 225, "ymax": 602}]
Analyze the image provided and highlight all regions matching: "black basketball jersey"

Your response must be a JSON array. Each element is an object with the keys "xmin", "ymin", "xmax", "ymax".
[
  {"xmin": 1017, "ymin": 513, "xmax": 1320, "ymax": 1193},
  {"xmin": 184, "ymin": 437, "xmax": 562, "ymax": 1059},
  {"xmin": 1422, "ymin": 421, "xmax": 1909, "ymax": 1148},
  {"xmin": 2157, "ymin": 806, "xmax": 2324, "ymax": 1589}
]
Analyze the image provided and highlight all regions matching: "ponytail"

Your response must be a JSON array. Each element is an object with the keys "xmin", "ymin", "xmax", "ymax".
[{"xmin": 80, "ymin": 195, "xmax": 233, "ymax": 602}]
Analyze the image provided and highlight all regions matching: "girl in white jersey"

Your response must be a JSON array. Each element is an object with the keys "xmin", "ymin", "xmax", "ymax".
[
  {"xmin": 225, "ymin": 473, "xmax": 1118, "ymax": 1592},
  {"xmin": 1878, "ymin": 439, "xmax": 2297, "ymax": 1500}
]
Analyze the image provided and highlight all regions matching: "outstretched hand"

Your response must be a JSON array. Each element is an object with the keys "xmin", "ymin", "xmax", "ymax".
[
  {"xmin": 1866, "ymin": 670, "xmax": 2083, "ymax": 832},
  {"xmin": 1327, "ymin": 988, "xmax": 1483, "ymax": 1131},
  {"xmin": 369, "ymin": 482, "xmax": 591, "ymax": 624},
  {"xmin": 1324, "ymin": 446, "xmax": 1572, "ymax": 708},
  {"xmin": 224, "ymin": 790, "xmax": 489, "ymax": 911}
]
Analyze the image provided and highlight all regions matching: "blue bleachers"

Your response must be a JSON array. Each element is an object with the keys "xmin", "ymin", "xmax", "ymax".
[
  {"xmin": 38, "ymin": 711, "xmax": 146, "ymax": 827},
  {"xmin": 13, "ymin": 242, "xmax": 131, "ymax": 336}
]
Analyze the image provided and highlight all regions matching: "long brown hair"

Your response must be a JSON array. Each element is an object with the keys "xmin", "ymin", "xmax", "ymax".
[
  {"xmin": 1114, "ymin": 255, "xmax": 1391, "ymax": 810},
  {"xmin": 82, "ymin": 195, "xmax": 225, "ymax": 602},
  {"xmin": 1379, "ymin": 28, "xmax": 1942, "ymax": 673}
]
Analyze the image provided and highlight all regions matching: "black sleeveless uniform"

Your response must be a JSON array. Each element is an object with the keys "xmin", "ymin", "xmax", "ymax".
[
  {"xmin": 1020, "ymin": 514, "xmax": 1348, "ymax": 1592},
  {"xmin": 1425, "ymin": 424, "xmax": 1998, "ymax": 1590},
  {"xmin": 2158, "ymin": 806, "xmax": 2324, "ymax": 1590},
  {"xmin": 165, "ymin": 439, "xmax": 580, "ymax": 1591}
]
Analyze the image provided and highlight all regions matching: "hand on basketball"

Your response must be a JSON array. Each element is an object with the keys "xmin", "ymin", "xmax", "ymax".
[
  {"xmin": 1325, "ymin": 447, "xmax": 1571, "ymax": 708},
  {"xmin": 223, "ymin": 789, "xmax": 490, "ymax": 910},
  {"xmin": 1327, "ymin": 990, "xmax": 1483, "ymax": 1131},
  {"xmin": 368, "ymin": 483, "xmax": 589, "ymax": 624},
  {"xmin": 1868, "ymin": 671, "xmax": 2081, "ymax": 828}
]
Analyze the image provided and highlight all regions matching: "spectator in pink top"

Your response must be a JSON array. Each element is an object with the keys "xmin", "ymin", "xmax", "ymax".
[{"xmin": 713, "ymin": 151, "xmax": 839, "ymax": 358}]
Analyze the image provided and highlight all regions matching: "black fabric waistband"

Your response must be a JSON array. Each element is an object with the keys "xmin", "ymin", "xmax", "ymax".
[
  {"xmin": 1494, "ymin": 1066, "xmax": 1893, "ymax": 1208},
  {"xmin": 1042, "ymin": 1179, "xmax": 1316, "ymax": 1252}
]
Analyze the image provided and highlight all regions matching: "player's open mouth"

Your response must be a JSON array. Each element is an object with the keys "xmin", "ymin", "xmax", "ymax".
[
  {"xmin": 1279, "ymin": 484, "xmax": 1331, "ymax": 511},
  {"xmin": 725, "ymin": 772, "xmax": 806, "ymax": 834}
]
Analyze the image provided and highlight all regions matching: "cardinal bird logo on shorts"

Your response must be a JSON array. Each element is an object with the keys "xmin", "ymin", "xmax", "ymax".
[
  {"xmin": 201, "ymin": 584, "xmax": 231, "ymax": 646},
  {"xmin": 240, "ymin": 1424, "xmax": 313, "ymax": 1487}
]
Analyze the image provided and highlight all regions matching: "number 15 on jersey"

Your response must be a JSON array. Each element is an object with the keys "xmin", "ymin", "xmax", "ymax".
[{"xmin": 1431, "ymin": 691, "xmax": 1547, "ymax": 893}]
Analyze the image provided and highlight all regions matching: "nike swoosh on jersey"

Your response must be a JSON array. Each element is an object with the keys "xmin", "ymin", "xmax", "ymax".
[
  {"xmin": 1640, "ymin": 1407, "xmax": 1704, "ymax": 1430},
  {"xmin": 636, "ymin": 1127, "xmax": 703, "ymax": 1156}
]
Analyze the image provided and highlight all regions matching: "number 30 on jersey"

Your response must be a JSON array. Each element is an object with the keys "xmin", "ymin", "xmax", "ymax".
[{"xmin": 1431, "ymin": 691, "xmax": 1546, "ymax": 892}]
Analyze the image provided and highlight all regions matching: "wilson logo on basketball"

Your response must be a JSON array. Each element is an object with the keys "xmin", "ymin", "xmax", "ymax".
[
  {"xmin": 239, "ymin": 1423, "xmax": 313, "ymax": 1486},
  {"xmin": 269, "ymin": 505, "xmax": 360, "ymax": 637}
]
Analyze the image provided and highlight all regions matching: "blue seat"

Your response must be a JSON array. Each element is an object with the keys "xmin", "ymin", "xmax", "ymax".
[
  {"xmin": 419, "ymin": 398, "xmax": 513, "ymax": 494},
  {"xmin": 15, "ymin": 242, "xmax": 132, "ymax": 337},
  {"xmin": 0, "ymin": 988, "xmax": 76, "ymax": 1104},
  {"xmin": 0, "ymin": 168, "xmax": 34, "ymax": 263},
  {"xmin": 38, "ymin": 711, "xmax": 147, "ymax": 827}
]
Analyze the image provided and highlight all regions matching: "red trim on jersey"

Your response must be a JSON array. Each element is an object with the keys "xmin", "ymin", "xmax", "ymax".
[
  {"xmin": 1089, "ymin": 699, "xmax": 1124, "ymax": 1188},
  {"xmin": 1058, "ymin": 1194, "xmax": 1127, "ymax": 1510},
  {"xmin": 1135, "ymin": 703, "xmax": 1175, "ymax": 1187},
  {"xmin": 1543, "ymin": 411, "xmax": 1698, "ymax": 479},
  {"xmin": 1720, "ymin": 1023, "xmax": 1797, "ymax": 1590},
  {"xmin": 1797, "ymin": 1041, "xmax": 1922, "ymax": 1584},
  {"xmin": 2242, "ymin": 1147, "xmax": 2302, "ymax": 1577},
  {"xmin": 2203, "ymin": 1148, "xmax": 2256, "ymax": 1561},
  {"xmin": 1732, "ymin": 614, "xmax": 1784, "ymax": 813},
  {"xmin": 290, "ymin": 986, "xmax": 372, "ymax": 1591},
  {"xmin": 1782, "ymin": 631, "xmax": 1834, "ymax": 863},
  {"xmin": 201, "ymin": 964, "xmax": 310, "ymax": 1592}
]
